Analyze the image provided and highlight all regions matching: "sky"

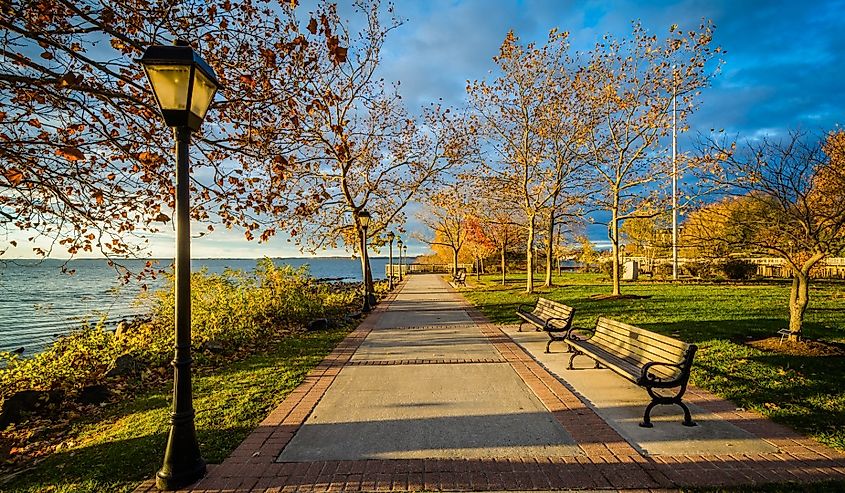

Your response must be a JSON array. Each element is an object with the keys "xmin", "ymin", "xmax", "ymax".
[{"xmin": 7, "ymin": 0, "xmax": 845, "ymax": 259}]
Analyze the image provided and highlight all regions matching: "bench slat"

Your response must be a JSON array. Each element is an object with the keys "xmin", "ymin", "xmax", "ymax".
[
  {"xmin": 591, "ymin": 326, "xmax": 686, "ymax": 365},
  {"xmin": 598, "ymin": 318, "xmax": 689, "ymax": 351},
  {"xmin": 596, "ymin": 319, "xmax": 688, "ymax": 359}
]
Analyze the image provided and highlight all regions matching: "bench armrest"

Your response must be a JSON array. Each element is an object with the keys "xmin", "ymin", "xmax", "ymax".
[
  {"xmin": 516, "ymin": 303, "xmax": 534, "ymax": 314},
  {"xmin": 565, "ymin": 325, "xmax": 594, "ymax": 341},
  {"xmin": 638, "ymin": 361, "xmax": 686, "ymax": 386},
  {"xmin": 543, "ymin": 317, "xmax": 571, "ymax": 331}
]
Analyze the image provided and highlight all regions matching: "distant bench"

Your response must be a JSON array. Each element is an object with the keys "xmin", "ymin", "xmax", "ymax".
[
  {"xmin": 515, "ymin": 297, "xmax": 575, "ymax": 353},
  {"xmin": 565, "ymin": 317, "xmax": 698, "ymax": 428},
  {"xmin": 452, "ymin": 269, "xmax": 466, "ymax": 286}
]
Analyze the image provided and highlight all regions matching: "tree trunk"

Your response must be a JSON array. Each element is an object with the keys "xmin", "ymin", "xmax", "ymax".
[
  {"xmin": 501, "ymin": 245, "xmax": 506, "ymax": 285},
  {"xmin": 544, "ymin": 210, "xmax": 555, "ymax": 287},
  {"xmin": 610, "ymin": 209, "xmax": 621, "ymax": 296},
  {"xmin": 788, "ymin": 272, "xmax": 810, "ymax": 341},
  {"xmin": 452, "ymin": 248, "xmax": 459, "ymax": 276},
  {"xmin": 476, "ymin": 257, "xmax": 481, "ymax": 280},
  {"xmin": 525, "ymin": 216, "xmax": 535, "ymax": 294}
]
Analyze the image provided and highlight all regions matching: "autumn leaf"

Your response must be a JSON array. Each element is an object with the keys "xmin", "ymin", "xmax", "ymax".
[
  {"xmin": 93, "ymin": 191, "xmax": 104, "ymax": 205},
  {"xmin": 4, "ymin": 168, "xmax": 24, "ymax": 186},
  {"xmin": 40, "ymin": 51, "xmax": 53, "ymax": 60},
  {"xmin": 154, "ymin": 213, "xmax": 170, "ymax": 223},
  {"xmin": 307, "ymin": 18, "xmax": 317, "ymax": 35},
  {"xmin": 56, "ymin": 146, "xmax": 85, "ymax": 161}
]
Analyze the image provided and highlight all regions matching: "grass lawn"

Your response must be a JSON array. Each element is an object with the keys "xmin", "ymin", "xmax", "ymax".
[
  {"xmin": 461, "ymin": 272, "xmax": 845, "ymax": 451},
  {"xmin": 1, "ymin": 327, "xmax": 351, "ymax": 493}
]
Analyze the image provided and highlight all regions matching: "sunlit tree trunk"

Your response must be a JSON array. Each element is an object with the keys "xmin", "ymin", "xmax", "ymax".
[
  {"xmin": 544, "ymin": 210, "xmax": 555, "ymax": 287},
  {"xmin": 786, "ymin": 255, "xmax": 823, "ymax": 341},
  {"xmin": 525, "ymin": 215, "xmax": 535, "ymax": 293},
  {"xmin": 501, "ymin": 245, "xmax": 507, "ymax": 285},
  {"xmin": 610, "ymin": 205, "xmax": 621, "ymax": 296}
]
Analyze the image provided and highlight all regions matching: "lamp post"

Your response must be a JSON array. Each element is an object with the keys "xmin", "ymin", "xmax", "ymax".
[
  {"xmin": 359, "ymin": 210, "xmax": 372, "ymax": 312},
  {"xmin": 397, "ymin": 238, "xmax": 403, "ymax": 282},
  {"xmin": 140, "ymin": 40, "xmax": 219, "ymax": 491},
  {"xmin": 387, "ymin": 231, "xmax": 395, "ymax": 290},
  {"xmin": 403, "ymin": 244, "xmax": 408, "ymax": 276}
]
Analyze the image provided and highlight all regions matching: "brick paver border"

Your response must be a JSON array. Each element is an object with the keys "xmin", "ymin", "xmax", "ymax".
[
  {"xmin": 134, "ymin": 275, "xmax": 845, "ymax": 492},
  {"xmin": 348, "ymin": 358, "xmax": 504, "ymax": 366}
]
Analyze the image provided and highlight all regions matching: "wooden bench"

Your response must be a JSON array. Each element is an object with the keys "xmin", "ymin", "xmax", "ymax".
[
  {"xmin": 516, "ymin": 297, "xmax": 575, "ymax": 353},
  {"xmin": 452, "ymin": 270, "xmax": 466, "ymax": 286},
  {"xmin": 565, "ymin": 317, "xmax": 698, "ymax": 428}
]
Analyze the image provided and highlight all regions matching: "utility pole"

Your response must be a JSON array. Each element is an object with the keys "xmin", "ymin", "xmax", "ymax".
[{"xmin": 672, "ymin": 70, "xmax": 679, "ymax": 281}]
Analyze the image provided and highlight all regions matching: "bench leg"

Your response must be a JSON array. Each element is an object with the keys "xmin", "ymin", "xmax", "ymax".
[
  {"xmin": 679, "ymin": 400, "xmax": 696, "ymax": 427},
  {"xmin": 640, "ymin": 387, "xmax": 697, "ymax": 428},
  {"xmin": 518, "ymin": 321, "xmax": 525, "ymax": 332},
  {"xmin": 640, "ymin": 400, "xmax": 658, "ymax": 428},
  {"xmin": 568, "ymin": 350, "xmax": 591, "ymax": 370},
  {"xmin": 546, "ymin": 333, "xmax": 563, "ymax": 353}
]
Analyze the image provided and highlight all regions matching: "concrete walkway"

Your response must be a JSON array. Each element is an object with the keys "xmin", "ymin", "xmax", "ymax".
[{"xmin": 135, "ymin": 274, "xmax": 845, "ymax": 492}]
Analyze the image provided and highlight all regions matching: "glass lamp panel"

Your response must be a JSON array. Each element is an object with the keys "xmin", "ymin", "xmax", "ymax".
[
  {"xmin": 190, "ymin": 69, "xmax": 217, "ymax": 119},
  {"xmin": 145, "ymin": 65, "xmax": 190, "ymax": 110}
]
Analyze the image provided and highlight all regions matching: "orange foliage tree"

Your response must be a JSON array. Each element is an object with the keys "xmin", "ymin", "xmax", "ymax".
[
  {"xmin": 691, "ymin": 130, "xmax": 845, "ymax": 339},
  {"xmin": 467, "ymin": 30, "xmax": 587, "ymax": 294},
  {"xmin": 0, "ymin": 0, "xmax": 315, "ymax": 272},
  {"xmin": 257, "ymin": 1, "xmax": 473, "ymax": 291}
]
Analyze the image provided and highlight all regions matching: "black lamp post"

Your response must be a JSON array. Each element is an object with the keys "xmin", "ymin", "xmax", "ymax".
[
  {"xmin": 359, "ymin": 210, "xmax": 372, "ymax": 312},
  {"xmin": 397, "ymin": 238, "xmax": 404, "ymax": 282},
  {"xmin": 140, "ymin": 40, "xmax": 219, "ymax": 491},
  {"xmin": 387, "ymin": 231, "xmax": 395, "ymax": 290},
  {"xmin": 403, "ymin": 244, "xmax": 408, "ymax": 276}
]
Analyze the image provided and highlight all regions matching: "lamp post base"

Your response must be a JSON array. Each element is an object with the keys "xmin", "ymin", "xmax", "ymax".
[{"xmin": 156, "ymin": 460, "xmax": 206, "ymax": 491}]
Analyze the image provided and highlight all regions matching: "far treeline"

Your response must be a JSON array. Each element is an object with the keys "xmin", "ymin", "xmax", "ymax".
[
  {"xmin": 414, "ymin": 30, "xmax": 845, "ymax": 341},
  {"xmin": 2, "ymin": 0, "xmax": 844, "ymax": 340}
]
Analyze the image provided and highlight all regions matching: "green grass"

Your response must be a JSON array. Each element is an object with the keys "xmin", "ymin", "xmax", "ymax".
[
  {"xmin": 1, "ymin": 327, "xmax": 351, "ymax": 493},
  {"xmin": 462, "ymin": 273, "xmax": 845, "ymax": 451}
]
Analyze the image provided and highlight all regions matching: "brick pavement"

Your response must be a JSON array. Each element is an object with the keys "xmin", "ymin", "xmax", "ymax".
[{"xmin": 135, "ymin": 275, "xmax": 845, "ymax": 492}]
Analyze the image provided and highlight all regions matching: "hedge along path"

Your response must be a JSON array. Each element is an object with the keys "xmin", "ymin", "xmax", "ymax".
[{"xmin": 134, "ymin": 274, "xmax": 845, "ymax": 492}]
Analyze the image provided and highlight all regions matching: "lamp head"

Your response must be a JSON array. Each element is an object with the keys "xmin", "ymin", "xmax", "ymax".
[
  {"xmin": 358, "ymin": 210, "xmax": 371, "ymax": 230},
  {"xmin": 141, "ymin": 40, "xmax": 219, "ymax": 131},
  {"xmin": 387, "ymin": 231, "xmax": 395, "ymax": 241}
]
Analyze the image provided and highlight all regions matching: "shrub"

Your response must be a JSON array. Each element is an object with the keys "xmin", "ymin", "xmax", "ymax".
[
  {"xmin": 0, "ymin": 259, "xmax": 360, "ymax": 402},
  {"xmin": 682, "ymin": 260, "xmax": 718, "ymax": 279},
  {"xmin": 720, "ymin": 259, "xmax": 758, "ymax": 280}
]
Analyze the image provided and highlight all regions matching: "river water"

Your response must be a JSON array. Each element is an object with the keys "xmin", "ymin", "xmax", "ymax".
[{"xmin": 0, "ymin": 257, "xmax": 392, "ymax": 355}]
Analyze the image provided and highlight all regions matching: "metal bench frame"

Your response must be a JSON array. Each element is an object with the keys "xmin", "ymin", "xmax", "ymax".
[
  {"xmin": 565, "ymin": 317, "xmax": 698, "ymax": 428},
  {"xmin": 516, "ymin": 298, "xmax": 575, "ymax": 353}
]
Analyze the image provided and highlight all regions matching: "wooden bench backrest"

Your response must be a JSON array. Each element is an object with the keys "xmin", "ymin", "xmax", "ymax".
[
  {"xmin": 532, "ymin": 298, "xmax": 574, "ymax": 329},
  {"xmin": 593, "ymin": 317, "xmax": 691, "ymax": 380}
]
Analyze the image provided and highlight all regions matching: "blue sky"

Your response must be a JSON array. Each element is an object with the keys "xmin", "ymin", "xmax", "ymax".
[{"xmin": 9, "ymin": 0, "xmax": 845, "ymax": 259}]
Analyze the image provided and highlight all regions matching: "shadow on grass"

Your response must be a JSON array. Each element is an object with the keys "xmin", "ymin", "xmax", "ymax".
[
  {"xmin": 2, "ymin": 428, "xmax": 251, "ymax": 493},
  {"xmin": 1, "ymin": 328, "xmax": 351, "ymax": 493}
]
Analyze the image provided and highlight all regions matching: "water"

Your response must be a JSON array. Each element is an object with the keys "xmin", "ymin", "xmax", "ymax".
[{"xmin": 0, "ymin": 257, "xmax": 391, "ymax": 355}]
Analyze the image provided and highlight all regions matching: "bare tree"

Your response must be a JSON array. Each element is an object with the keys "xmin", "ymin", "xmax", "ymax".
[
  {"xmin": 581, "ymin": 21, "xmax": 722, "ymax": 295},
  {"xmin": 688, "ymin": 130, "xmax": 845, "ymax": 340}
]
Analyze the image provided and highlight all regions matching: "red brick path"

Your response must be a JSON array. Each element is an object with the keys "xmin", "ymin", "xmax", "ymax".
[{"xmin": 135, "ymin": 278, "xmax": 845, "ymax": 492}]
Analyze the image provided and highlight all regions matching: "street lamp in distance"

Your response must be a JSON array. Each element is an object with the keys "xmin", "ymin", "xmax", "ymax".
[
  {"xmin": 140, "ymin": 39, "xmax": 219, "ymax": 492},
  {"xmin": 397, "ymin": 237, "xmax": 403, "ymax": 282},
  {"xmin": 387, "ymin": 231, "xmax": 395, "ymax": 290},
  {"xmin": 359, "ymin": 210, "xmax": 372, "ymax": 313}
]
